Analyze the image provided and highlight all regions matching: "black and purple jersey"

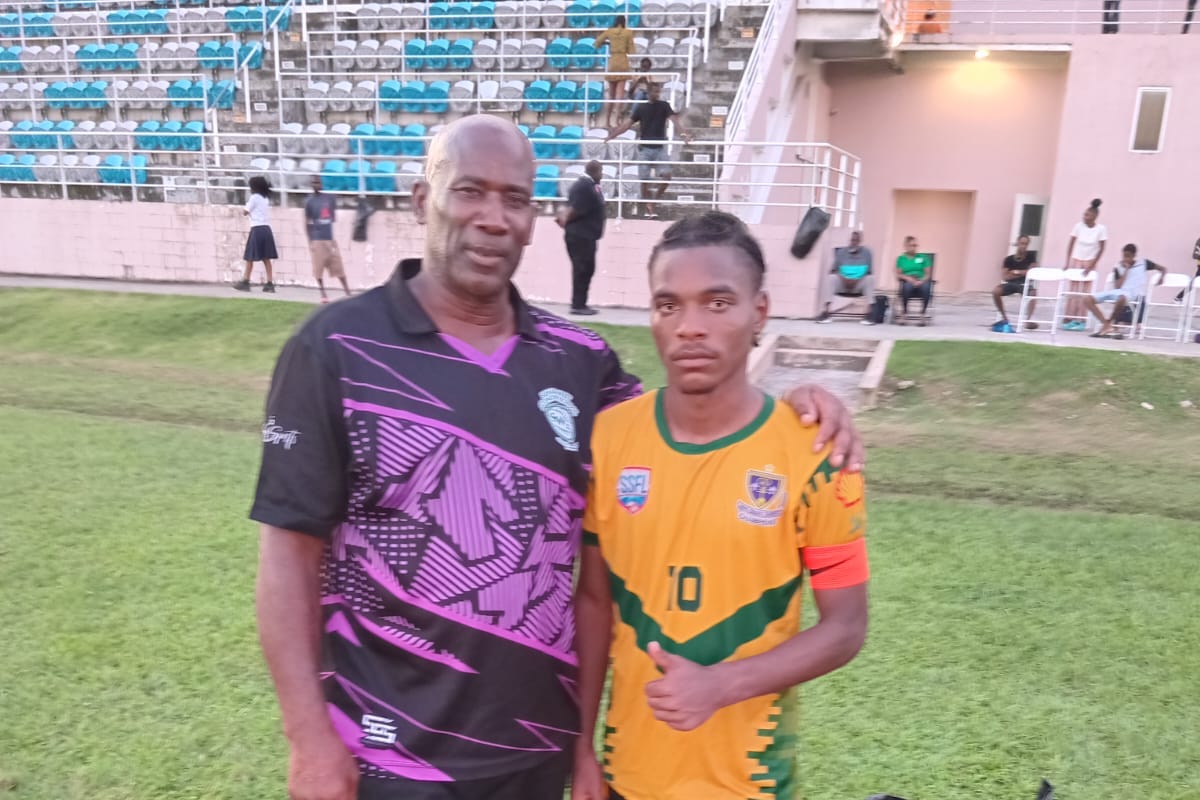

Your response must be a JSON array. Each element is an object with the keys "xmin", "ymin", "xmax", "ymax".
[{"xmin": 251, "ymin": 260, "xmax": 641, "ymax": 791}]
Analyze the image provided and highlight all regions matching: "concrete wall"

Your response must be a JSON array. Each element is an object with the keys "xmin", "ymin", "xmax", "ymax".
[
  {"xmin": 820, "ymin": 50, "xmax": 1069, "ymax": 291},
  {"xmin": 1042, "ymin": 35, "xmax": 1200, "ymax": 271},
  {"xmin": 0, "ymin": 197, "xmax": 831, "ymax": 317}
]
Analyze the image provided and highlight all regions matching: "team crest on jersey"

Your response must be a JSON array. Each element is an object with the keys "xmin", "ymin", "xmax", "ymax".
[
  {"xmin": 617, "ymin": 467, "xmax": 651, "ymax": 514},
  {"xmin": 537, "ymin": 388, "xmax": 580, "ymax": 452},
  {"xmin": 737, "ymin": 466, "xmax": 787, "ymax": 526}
]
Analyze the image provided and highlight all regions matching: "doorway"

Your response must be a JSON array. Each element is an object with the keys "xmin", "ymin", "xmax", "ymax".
[
  {"xmin": 891, "ymin": 190, "xmax": 975, "ymax": 294},
  {"xmin": 1010, "ymin": 194, "xmax": 1049, "ymax": 264}
]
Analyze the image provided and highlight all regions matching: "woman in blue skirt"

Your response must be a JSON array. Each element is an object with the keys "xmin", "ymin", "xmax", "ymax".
[{"xmin": 233, "ymin": 176, "xmax": 279, "ymax": 293}]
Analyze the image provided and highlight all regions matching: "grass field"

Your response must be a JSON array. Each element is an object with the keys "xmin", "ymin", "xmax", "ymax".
[{"xmin": 1, "ymin": 289, "xmax": 1198, "ymax": 800}]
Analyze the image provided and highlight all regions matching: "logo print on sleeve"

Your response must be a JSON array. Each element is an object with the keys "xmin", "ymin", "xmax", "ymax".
[
  {"xmin": 617, "ymin": 467, "xmax": 651, "ymax": 514},
  {"xmin": 262, "ymin": 416, "xmax": 301, "ymax": 449},
  {"xmin": 736, "ymin": 467, "xmax": 787, "ymax": 526},
  {"xmin": 537, "ymin": 388, "xmax": 580, "ymax": 452}
]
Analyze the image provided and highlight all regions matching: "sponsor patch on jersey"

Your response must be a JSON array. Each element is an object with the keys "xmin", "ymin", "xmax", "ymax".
[
  {"xmin": 835, "ymin": 470, "xmax": 864, "ymax": 508},
  {"xmin": 737, "ymin": 466, "xmax": 787, "ymax": 526},
  {"xmin": 618, "ymin": 467, "xmax": 651, "ymax": 514}
]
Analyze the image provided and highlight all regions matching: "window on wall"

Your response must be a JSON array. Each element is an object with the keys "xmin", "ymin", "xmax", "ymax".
[{"xmin": 1130, "ymin": 88, "xmax": 1171, "ymax": 153}]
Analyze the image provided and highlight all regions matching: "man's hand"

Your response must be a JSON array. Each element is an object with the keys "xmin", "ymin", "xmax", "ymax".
[
  {"xmin": 288, "ymin": 730, "xmax": 358, "ymax": 800},
  {"xmin": 644, "ymin": 642, "xmax": 725, "ymax": 732},
  {"xmin": 571, "ymin": 744, "xmax": 608, "ymax": 800},
  {"xmin": 780, "ymin": 384, "xmax": 864, "ymax": 472}
]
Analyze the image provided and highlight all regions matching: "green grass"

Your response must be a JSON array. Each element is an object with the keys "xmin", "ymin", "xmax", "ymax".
[{"xmin": 1, "ymin": 290, "xmax": 1198, "ymax": 799}]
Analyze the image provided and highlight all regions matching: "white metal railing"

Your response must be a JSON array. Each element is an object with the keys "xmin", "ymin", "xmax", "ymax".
[
  {"xmin": 0, "ymin": 133, "xmax": 861, "ymax": 222},
  {"xmin": 904, "ymin": 0, "xmax": 1200, "ymax": 40},
  {"xmin": 722, "ymin": 0, "xmax": 774, "ymax": 145},
  {"xmin": 0, "ymin": 0, "xmax": 285, "ymax": 42}
]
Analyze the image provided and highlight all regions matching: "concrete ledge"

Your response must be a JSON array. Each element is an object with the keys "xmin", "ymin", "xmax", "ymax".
[
  {"xmin": 858, "ymin": 338, "xmax": 894, "ymax": 411},
  {"xmin": 747, "ymin": 333, "xmax": 779, "ymax": 383}
]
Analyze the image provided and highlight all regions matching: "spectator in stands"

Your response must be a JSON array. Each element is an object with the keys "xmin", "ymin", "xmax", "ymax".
[
  {"xmin": 816, "ymin": 230, "xmax": 876, "ymax": 325},
  {"xmin": 895, "ymin": 235, "xmax": 932, "ymax": 324},
  {"xmin": 595, "ymin": 16, "xmax": 637, "ymax": 129},
  {"xmin": 606, "ymin": 83, "xmax": 692, "ymax": 219},
  {"xmin": 628, "ymin": 58, "xmax": 654, "ymax": 104},
  {"xmin": 992, "ymin": 234, "xmax": 1039, "ymax": 330},
  {"xmin": 1062, "ymin": 198, "xmax": 1108, "ymax": 330},
  {"xmin": 1084, "ymin": 243, "xmax": 1166, "ymax": 338},
  {"xmin": 556, "ymin": 160, "xmax": 606, "ymax": 315},
  {"xmin": 305, "ymin": 176, "xmax": 350, "ymax": 304},
  {"xmin": 234, "ymin": 176, "xmax": 277, "ymax": 293}
]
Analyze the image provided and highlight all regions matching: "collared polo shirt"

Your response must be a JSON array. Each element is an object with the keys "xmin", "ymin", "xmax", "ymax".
[{"xmin": 251, "ymin": 259, "xmax": 641, "ymax": 788}]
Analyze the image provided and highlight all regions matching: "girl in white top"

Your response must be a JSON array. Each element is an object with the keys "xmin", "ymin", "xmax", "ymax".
[
  {"xmin": 1062, "ymin": 198, "xmax": 1107, "ymax": 329},
  {"xmin": 234, "ymin": 176, "xmax": 280, "ymax": 293}
]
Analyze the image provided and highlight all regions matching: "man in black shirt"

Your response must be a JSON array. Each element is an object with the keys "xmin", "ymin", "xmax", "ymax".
[
  {"xmin": 992, "ymin": 234, "xmax": 1039, "ymax": 329},
  {"xmin": 607, "ymin": 83, "xmax": 690, "ymax": 218},
  {"xmin": 556, "ymin": 160, "xmax": 605, "ymax": 315}
]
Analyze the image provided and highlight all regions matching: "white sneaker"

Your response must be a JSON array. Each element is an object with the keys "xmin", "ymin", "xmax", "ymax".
[{"xmin": 861, "ymin": 319, "xmax": 876, "ymax": 326}]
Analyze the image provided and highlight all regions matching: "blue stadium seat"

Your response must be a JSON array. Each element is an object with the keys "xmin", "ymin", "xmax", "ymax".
[
  {"xmin": 169, "ymin": 78, "xmax": 192, "ymax": 109},
  {"xmin": 524, "ymin": 79, "xmax": 550, "ymax": 113},
  {"xmin": 198, "ymin": 40, "xmax": 222, "ymax": 70},
  {"xmin": 400, "ymin": 123, "xmax": 426, "ymax": 157},
  {"xmin": 557, "ymin": 124, "xmax": 582, "ymax": 159},
  {"xmin": 118, "ymin": 42, "xmax": 140, "ymax": 71},
  {"xmin": 380, "ymin": 79, "xmax": 402, "ymax": 112},
  {"xmin": 225, "ymin": 7, "xmax": 247, "ymax": 33},
  {"xmin": 551, "ymin": 80, "xmax": 577, "ymax": 114},
  {"xmin": 97, "ymin": 43, "xmax": 119, "ymax": 72},
  {"xmin": 0, "ymin": 15, "xmax": 17, "ymax": 40},
  {"xmin": 64, "ymin": 80, "xmax": 87, "ymax": 109},
  {"xmin": 77, "ymin": 43, "xmax": 100, "ymax": 71},
  {"xmin": 136, "ymin": 120, "xmax": 162, "ymax": 150},
  {"xmin": 0, "ymin": 46, "xmax": 23, "ymax": 75},
  {"xmin": 351, "ymin": 123, "xmax": 377, "ymax": 156},
  {"xmin": 426, "ymin": 80, "xmax": 449, "ymax": 114},
  {"xmin": 530, "ymin": 124, "xmax": 557, "ymax": 160},
  {"xmin": 11, "ymin": 120, "xmax": 36, "ymax": 149},
  {"xmin": 577, "ymin": 79, "xmax": 604, "ymax": 114},
  {"xmin": 53, "ymin": 119, "xmax": 76, "ymax": 149},
  {"xmin": 31, "ymin": 120, "xmax": 54, "ymax": 150},
  {"xmin": 191, "ymin": 78, "xmax": 212, "ymax": 109},
  {"xmin": 144, "ymin": 9, "xmax": 170, "ymax": 35},
  {"xmin": 619, "ymin": 0, "xmax": 641, "ymax": 26},
  {"xmin": 400, "ymin": 80, "xmax": 425, "ymax": 114},
  {"xmin": 85, "ymin": 79, "xmax": 108, "ymax": 109},
  {"xmin": 566, "ymin": 0, "xmax": 591, "ymax": 27},
  {"xmin": 449, "ymin": 38, "xmax": 474, "ymax": 70},
  {"xmin": 159, "ymin": 120, "xmax": 182, "ymax": 151},
  {"xmin": 429, "ymin": 2, "xmax": 450, "ymax": 30},
  {"xmin": 209, "ymin": 79, "xmax": 235, "ymax": 109},
  {"xmin": 99, "ymin": 154, "xmax": 147, "ymax": 184},
  {"xmin": 592, "ymin": 0, "xmax": 617, "ymax": 28},
  {"xmin": 106, "ymin": 9, "xmax": 132, "ymax": 34},
  {"xmin": 368, "ymin": 160, "xmax": 397, "ymax": 193},
  {"xmin": 347, "ymin": 159, "xmax": 371, "ymax": 191},
  {"xmin": 180, "ymin": 121, "xmax": 204, "ymax": 151},
  {"xmin": 572, "ymin": 37, "xmax": 597, "ymax": 70},
  {"xmin": 217, "ymin": 41, "xmax": 239, "ymax": 70},
  {"xmin": 375, "ymin": 123, "xmax": 402, "ymax": 156},
  {"xmin": 534, "ymin": 165, "xmax": 560, "ymax": 198},
  {"xmin": 45, "ymin": 80, "xmax": 69, "ymax": 109},
  {"xmin": 446, "ymin": 2, "xmax": 471, "ymax": 30},
  {"xmin": 404, "ymin": 38, "xmax": 426, "ymax": 71},
  {"xmin": 25, "ymin": 13, "xmax": 54, "ymax": 38},
  {"xmin": 239, "ymin": 42, "xmax": 263, "ymax": 70},
  {"xmin": 425, "ymin": 38, "xmax": 450, "ymax": 71},
  {"xmin": 268, "ymin": 6, "xmax": 293, "ymax": 31},
  {"xmin": 241, "ymin": 6, "xmax": 265, "ymax": 33},
  {"xmin": 471, "ymin": 1, "xmax": 496, "ymax": 29},
  {"xmin": 547, "ymin": 37, "xmax": 572, "ymax": 70},
  {"xmin": 322, "ymin": 159, "xmax": 348, "ymax": 191},
  {"xmin": 0, "ymin": 154, "xmax": 36, "ymax": 182}
]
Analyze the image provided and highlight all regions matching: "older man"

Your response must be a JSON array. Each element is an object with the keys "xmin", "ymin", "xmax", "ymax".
[
  {"xmin": 252, "ymin": 115, "xmax": 863, "ymax": 800},
  {"xmin": 557, "ymin": 160, "xmax": 606, "ymax": 315}
]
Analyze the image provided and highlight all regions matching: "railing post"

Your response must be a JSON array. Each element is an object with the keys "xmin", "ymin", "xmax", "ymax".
[
  {"xmin": 57, "ymin": 134, "xmax": 67, "ymax": 199},
  {"xmin": 201, "ymin": 131, "xmax": 210, "ymax": 205},
  {"xmin": 702, "ymin": 0, "xmax": 711, "ymax": 63},
  {"xmin": 243, "ymin": 62, "xmax": 252, "ymax": 122}
]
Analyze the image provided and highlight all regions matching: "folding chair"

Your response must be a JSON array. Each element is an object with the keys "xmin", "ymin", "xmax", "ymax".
[
  {"xmin": 1092, "ymin": 270, "xmax": 1159, "ymax": 339},
  {"xmin": 1139, "ymin": 273, "xmax": 1194, "ymax": 342},
  {"xmin": 1051, "ymin": 267, "xmax": 1097, "ymax": 334},
  {"xmin": 895, "ymin": 252, "xmax": 936, "ymax": 326},
  {"xmin": 1015, "ymin": 267, "xmax": 1064, "ymax": 334},
  {"xmin": 1181, "ymin": 280, "xmax": 1200, "ymax": 344}
]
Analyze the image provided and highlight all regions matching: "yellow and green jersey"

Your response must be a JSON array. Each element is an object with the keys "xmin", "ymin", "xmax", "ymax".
[{"xmin": 583, "ymin": 389, "xmax": 868, "ymax": 800}]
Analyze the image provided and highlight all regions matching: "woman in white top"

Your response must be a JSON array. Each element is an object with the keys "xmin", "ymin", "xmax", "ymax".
[
  {"xmin": 1062, "ymin": 197, "xmax": 1107, "ymax": 330},
  {"xmin": 234, "ymin": 176, "xmax": 279, "ymax": 293}
]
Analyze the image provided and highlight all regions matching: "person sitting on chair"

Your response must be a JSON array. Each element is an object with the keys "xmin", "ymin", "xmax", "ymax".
[
  {"xmin": 895, "ymin": 236, "xmax": 932, "ymax": 325},
  {"xmin": 992, "ymin": 234, "xmax": 1039, "ymax": 331},
  {"xmin": 1083, "ymin": 243, "xmax": 1166, "ymax": 339},
  {"xmin": 817, "ymin": 230, "xmax": 876, "ymax": 325}
]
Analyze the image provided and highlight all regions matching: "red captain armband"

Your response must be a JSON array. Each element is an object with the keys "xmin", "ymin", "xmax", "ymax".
[{"xmin": 803, "ymin": 538, "xmax": 869, "ymax": 591}]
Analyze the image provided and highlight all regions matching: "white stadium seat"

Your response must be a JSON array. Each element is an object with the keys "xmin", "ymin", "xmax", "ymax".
[
  {"xmin": 280, "ymin": 122, "xmax": 304, "ymax": 154},
  {"xmin": 379, "ymin": 39, "xmax": 405, "ymax": 69},
  {"xmin": 583, "ymin": 127, "xmax": 608, "ymax": 159},
  {"xmin": 450, "ymin": 80, "xmax": 475, "ymax": 113},
  {"xmin": 204, "ymin": 9, "xmax": 226, "ymax": 35},
  {"xmin": 641, "ymin": 0, "xmax": 666, "ymax": 27},
  {"xmin": 307, "ymin": 81, "xmax": 331, "ymax": 115},
  {"xmin": 303, "ymin": 122, "xmax": 328, "ymax": 154},
  {"xmin": 358, "ymin": 39, "xmax": 381, "ymax": 70},
  {"xmin": 495, "ymin": 1, "xmax": 521, "ymax": 29},
  {"xmin": 541, "ymin": 0, "xmax": 567, "ymax": 27},
  {"xmin": 353, "ymin": 80, "xmax": 378, "ymax": 112},
  {"xmin": 521, "ymin": 37, "xmax": 547, "ymax": 70},
  {"xmin": 650, "ymin": 36, "xmax": 677, "ymax": 69},
  {"xmin": 328, "ymin": 123, "xmax": 353, "ymax": 154},
  {"xmin": 618, "ymin": 165, "xmax": 640, "ymax": 200},
  {"xmin": 666, "ymin": 0, "xmax": 691, "ymax": 27},
  {"xmin": 478, "ymin": 79, "xmax": 500, "ymax": 107},
  {"xmin": 400, "ymin": 2, "xmax": 426, "ymax": 30},
  {"xmin": 328, "ymin": 80, "xmax": 354, "ymax": 112},
  {"xmin": 499, "ymin": 79, "xmax": 525, "ymax": 112},
  {"xmin": 474, "ymin": 38, "xmax": 499, "ymax": 70},
  {"xmin": 398, "ymin": 160, "xmax": 424, "ymax": 193},
  {"xmin": 500, "ymin": 38, "xmax": 522, "ymax": 70},
  {"xmin": 357, "ymin": 3, "xmax": 383, "ymax": 31},
  {"xmin": 333, "ymin": 40, "xmax": 358, "ymax": 72}
]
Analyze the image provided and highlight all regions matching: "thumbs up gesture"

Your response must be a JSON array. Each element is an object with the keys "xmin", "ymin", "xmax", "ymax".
[{"xmin": 643, "ymin": 642, "xmax": 725, "ymax": 732}]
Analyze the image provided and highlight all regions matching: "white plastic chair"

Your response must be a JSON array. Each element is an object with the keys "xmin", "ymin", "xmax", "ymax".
[
  {"xmin": 1091, "ymin": 269, "xmax": 1160, "ymax": 337},
  {"xmin": 499, "ymin": 79, "xmax": 525, "ymax": 112},
  {"xmin": 357, "ymin": 3, "xmax": 383, "ymax": 31},
  {"xmin": 280, "ymin": 122, "xmax": 304, "ymax": 154},
  {"xmin": 610, "ymin": 129, "xmax": 637, "ymax": 160},
  {"xmin": 399, "ymin": 2, "xmax": 426, "ymax": 30},
  {"xmin": 541, "ymin": 0, "xmax": 567, "ymax": 27},
  {"xmin": 177, "ymin": 41, "xmax": 201, "ymax": 71},
  {"xmin": 357, "ymin": 39, "xmax": 381, "ymax": 70},
  {"xmin": 353, "ymin": 80, "xmax": 378, "ymax": 112},
  {"xmin": 147, "ymin": 80, "xmax": 170, "ymax": 109},
  {"xmin": 1181, "ymin": 280, "xmax": 1200, "ymax": 343},
  {"xmin": 204, "ymin": 9, "xmax": 226, "ymax": 34},
  {"xmin": 583, "ymin": 127, "xmax": 608, "ymax": 159},
  {"xmin": 641, "ymin": 0, "xmax": 666, "ymax": 27},
  {"xmin": 450, "ymin": 80, "xmax": 475, "ymax": 113},
  {"xmin": 691, "ymin": 0, "xmax": 715, "ymax": 27},
  {"xmin": 1139, "ymin": 273, "xmax": 1194, "ymax": 342},
  {"xmin": 182, "ymin": 9, "xmax": 207, "ymax": 35},
  {"xmin": 493, "ymin": 0, "xmax": 519, "ymax": 29},
  {"xmin": 35, "ymin": 154, "xmax": 60, "ymax": 183},
  {"xmin": 500, "ymin": 38, "xmax": 523, "ymax": 70},
  {"xmin": 60, "ymin": 153, "xmax": 81, "ymax": 181},
  {"xmin": 303, "ymin": 122, "xmax": 328, "ymax": 154},
  {"xmin": 20, "ymin": 46, "xmax": 42, "ymax": 75},
  {"xmin": 666, "ymin": 0, "xmax": 690, "ymax": 27},
  {"xmin": 73, "ymin": 120, "xmax": 96, "ymax": 148},
  {"xmin": 1014, "ymin": 267, "xmax": 1064, "ymax": 334},
  {"xmin": 676, "ymin": 36, "xmax": 701, "ymax": 64},
  {"xmin": 95, "ymin": 121, "xmax": 118, "ymax": 152},
  {"xmin": 478, "ymin": 79, "xmax": 500, "ymax": 108},
  {"xmin": 618, "ymin": 164, "xmax": 640, "ymax": 200},
  {"xmin": 1050, "ymin": 267, "xmax": 1098, "ymax": 336},
  {"xmin": 474, "ymin": 38, "xmax": 499, "ymax": 70},
  {"xmin": 68, "ymin": 13, "xmax": 98, "ymax": 38},
  {"xmin": 650, "ymin": 36, "xmax": 677, "ymax": 69},
  {"xmin": 333, "ymin": 40, "xmax": 358, "ymax": 72},
  {"xmin": 127, "ymin": 80, "xmax": 149, "ymax": 110},
  {"xmin": 328, "ymin": 80, "xmax": 354, "ymax": 112},
  {"xmin": 662, "ymin": 78, "xmax": 685, "ymax": 104},
  {"xmin": 307, "ymin": 81, "xmax": 331, "ymax": 115},
  {"xmin": 79, "ymin": 154, "xmax": 102, "ymax": 183},
  {"xmin": 328, "ymin": 123, "xmax": 352, "ymax": 154},
  {"xmin": 521, "ymin": 38, "xmax": 547, "ymax": 70},
  {"xmin": 298, "ymin": 158, "xmax": 322, "ymax": 182},
  {"xmin": 379, "ymin": 39, "xmax": 405, "ymax": 69},
  {"xmin": 379, "ymin": 3, "xmax": 404, "ymax": 28}
]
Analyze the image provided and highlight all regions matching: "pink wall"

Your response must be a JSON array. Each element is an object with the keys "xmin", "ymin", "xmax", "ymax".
[
  {"xmin": 0, "ymin": 197, "xmax": 830, "ymax": 317},
  {"xmin": 1042, "ymin": 35, "xmax": 1200, "ymax": 272},
  {"xmin": 892, "ymin": 190, "xmax": 975, "ymax": 293},
  {"xmin": 820, "ymin": 50, "xmax": 1068, "ymax": 291}
]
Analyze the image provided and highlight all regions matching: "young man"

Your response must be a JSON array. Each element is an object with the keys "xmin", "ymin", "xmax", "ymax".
[
  {"xmin": 992, "ymin": 234, "xmax": 1039, "ymax": 331},
  {"xmin": 557, "ymin": 160, "xmax": 606, "ymax": 315},
  {"xmin": 305, "ymin": 176, "xmax": 351, "ymax": 303},
  {"xmin": 895, "ymin": 235, "xmax": 932, "ymax": 324},
  {"xmin": 816, "ymin": 230, "xmax": 876, "ymax": 326},
  {"xmin": 606, "ymin": 83, "xmax": 691, "ymax": 219},
  {"xmin": 1083, "ymin": 243, "xmax": 1167, "ymax": 338},
  {"xmin": 573, "ymin": 212, "xmax": 870, "ymax": 800}
]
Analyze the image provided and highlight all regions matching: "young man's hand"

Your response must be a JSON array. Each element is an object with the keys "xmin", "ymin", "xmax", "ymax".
[
  {"xmin": 644, "ymin": 642, "xmax": 725, "ymax": 731},
  {"xmin": 287, "ymin": 729, "xmax": 358, "ymax": 800},
  {"xmin": 571, "ymin": 745, "xmax": 608, "ymax": 800},
  {"xmin": 781, "ymin": 384, "xmax": 864, "ymax": 472}
]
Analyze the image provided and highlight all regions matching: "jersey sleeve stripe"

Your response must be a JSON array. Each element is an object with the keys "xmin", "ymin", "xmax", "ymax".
[{"xmin": 804, "ymin": 537, "xmax": 869, "ymax": 590}]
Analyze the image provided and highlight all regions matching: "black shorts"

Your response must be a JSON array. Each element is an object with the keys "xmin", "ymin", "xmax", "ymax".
[
  {"xmin": 998, "ymin": 279, "xmax": 1031, "ymax": 297},
  {"xmin": 357, "ymin": 753, "xmax": 570, "ymax": 800}
]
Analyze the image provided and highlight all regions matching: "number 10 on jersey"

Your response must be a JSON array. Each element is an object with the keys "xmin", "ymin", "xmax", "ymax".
[{"xmin": 667, "ymin": 565, "xmax": 703, "ymax": 612}]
